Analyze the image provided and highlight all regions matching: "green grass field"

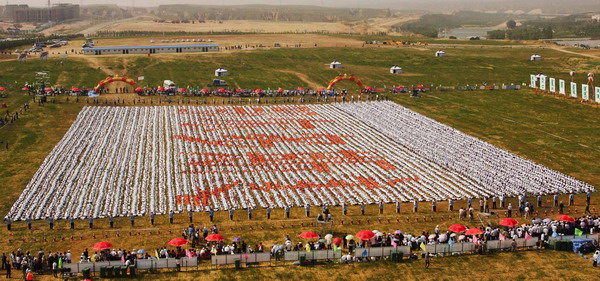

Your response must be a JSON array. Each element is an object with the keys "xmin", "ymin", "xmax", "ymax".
[{"xmin": 0, "ymin": 41, "xmax": 599, "ymax": 280}]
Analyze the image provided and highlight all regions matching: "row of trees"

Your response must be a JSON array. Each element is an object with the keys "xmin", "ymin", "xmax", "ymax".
[{"xmin": 487, "ymin": 26, "xmax": 553, "ymax": 40}]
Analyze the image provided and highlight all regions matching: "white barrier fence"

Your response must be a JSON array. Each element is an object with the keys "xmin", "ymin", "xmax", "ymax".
[
  {"xmin": 283, "ymin": 250, "xmax": 342, "ymax": 261},
  {"xmin": 548, "ymin": 234, "xmax": 598, "ymax": 243},
  {"xmin": 211, "ymin": 253, "xmax": 271, "ymax": 265},
  {"xmin": 63, "ymin": 258, "xmax": 198, "ymax": 273},
  {"xmin": 352, "ymin": 246, "xmax": 411, "ymax": 258}
]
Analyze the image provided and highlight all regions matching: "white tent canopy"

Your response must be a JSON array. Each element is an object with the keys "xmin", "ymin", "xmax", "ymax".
[
  {"xmin": 390, "ymin": 65, "xmax": 403, "ymax": 74},
  {"xmin": 435, "ymin": 50, "xmax": 446, "ymax": 57},
  {"xmin": 530, "ymin": 54, "xmax": 542, "ymax": 61},
  {"xmin": 330, "ymin": 60, "xmax": 342, "ymax": 69},
  {"xmin": 215, "ymin": 68, "xmax": 229, "ymax": 77}
]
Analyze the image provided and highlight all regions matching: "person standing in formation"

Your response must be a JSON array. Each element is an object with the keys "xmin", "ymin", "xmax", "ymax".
[{"xmin": 285, "ymin": 205, "xmax": 291, "ymax": 218}]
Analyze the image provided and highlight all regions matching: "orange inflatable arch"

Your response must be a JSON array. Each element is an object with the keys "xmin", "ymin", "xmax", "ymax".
[
  {"xmin": 327, "ymin": 74, "xmax": 364, "ymax": 90},
  {"xmin": 94, "ymin": 75, "xmax": 136, "ymax": 92}
]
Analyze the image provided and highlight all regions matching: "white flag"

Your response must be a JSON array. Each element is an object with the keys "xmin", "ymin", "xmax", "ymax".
[
  {"xmin": 549, "ymin": 78, "xmax": 556, "ymax": 93},
  {"xmin": 530, "ymin": 75, "xmax": 537, "ymax": 88},
  {"xmin": 595, "ymin": 87, "xmax": 600, "ymax": 103},
  {"xmin": 559, "ymin": 79, "xmax": 566, "ymax": 95},
  {"xmin": 582, "ymin": 84, "xmax": 589, "ymax": 101},
  {"xmin": 570, "ymin": 82, "xmax": 578, "ymax": 98},
  {"xmin": 138, "ymin": 76, "xmax": 145, "ymax": 81},
  {"xmin": 539, "ymin": 76, "xmax": 546, "ymax": 91}
]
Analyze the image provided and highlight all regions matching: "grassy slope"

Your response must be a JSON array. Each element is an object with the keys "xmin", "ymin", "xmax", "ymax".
[{"xmin": 0, "ymin": 44, "xmax": 599, "ymax": 279}]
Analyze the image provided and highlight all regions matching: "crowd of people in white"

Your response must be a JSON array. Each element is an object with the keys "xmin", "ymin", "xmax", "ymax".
[{"xmin": 5, "ymin": 102, "xmax": 594, "ymax": 221}]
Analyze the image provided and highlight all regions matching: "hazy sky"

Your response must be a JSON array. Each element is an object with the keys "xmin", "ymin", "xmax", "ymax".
[{"xmin": 5, "ymin": 0, "xmax": 397, "ymax": 8}]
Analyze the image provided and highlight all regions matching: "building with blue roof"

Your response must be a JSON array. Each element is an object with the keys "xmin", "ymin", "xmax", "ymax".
[{"xmin": 82, "ymin": 44, "xmax": 219, "ymax": 56}]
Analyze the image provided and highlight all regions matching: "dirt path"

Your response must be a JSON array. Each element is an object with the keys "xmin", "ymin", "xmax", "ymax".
[
  {"xmin": 275, "ymin": 69, "xmax": 322, "ymax": 89},
  {"xmin": 76, "ymin": 56, "xmax": 112, "ymax": 75},
  {"xmin": 549, "ymin": 47, "xmax": 599, "ymax": 59},
  {"xmin": 79, "ymin": 16, "xmax": 144, "ymax": 36}
]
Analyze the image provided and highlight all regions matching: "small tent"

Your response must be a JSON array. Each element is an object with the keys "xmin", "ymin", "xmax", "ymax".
[
  {"xmin": 215, "ymin": 68, "xmax": 229, "ymax": 77},
  {"xmin": 530, "ymin": 54, "xmax": 542, "ymax": 61},
  {"xmin": 330, "ymin": 60, "xmax": 342, "ymax": 69},
  {"xmin": 390, "ymin": 65, "xmax": 403, "ymax": 74},
  {"xmin": 435, "ymin": 50, "xmax": 446, "ymax": 57}
]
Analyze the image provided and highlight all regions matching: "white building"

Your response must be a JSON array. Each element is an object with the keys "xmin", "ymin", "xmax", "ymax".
[
  {"xmin": 215, "ymin": 68, "xmax": 229, "ymax": 77},
  {"xmin": 530, "ymin": 54, "xmax": 542, "ymax": 61},
  {"xmin": 390, "ymin": 65, "xmax": 403, "ymax": 74},
  {"xmin": 435, "ymin": 50, "xmax": 446, "ymax": 57},
  {"xmin": 330, "ymin": 60, "xmax": 342, "ymax": 69},
  {"xmin": 83, "ymin": 44, "xmax": 219, "ymax": 56}
]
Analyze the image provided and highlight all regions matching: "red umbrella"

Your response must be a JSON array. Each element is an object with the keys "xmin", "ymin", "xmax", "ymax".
[
  {"xmin": 205, "ymin": 234, "xmax": 225, "ymax": 242},
  {"xmin": 317, "ymin": 88, "xmax": 325, "ymax": 92},
  {"xmin": 465, "ymin": 228, "xmax": 485, "ymax": 236},
  {"xmin": 297, "ymin": 87, "xmax": 304, "ymax": 91},
  {"xmin": 201, "ymin": 89, "xmax": 209, "ymax": 93},
  {"xmin": 416, "ymin": 85, "xmax": 424, "ymax": 88},
  {"xmin": 134, "ymin": 87, "xmax": 143, "ymax": 92},
  {"xmin": 44, "ymin": 87, "xmax": 53, "ymax": 92},
  {"xmin": 72, "ymin": 88, "xmax": 80, "ymax": 92},
  {"xmin": 365, "ymin": 86, "xmax": 373, "ymax": 90},
  {"xmin": 499, "ymin": 218, "xmax": 519, "ymax": 227},
  {"xmin": 217, "ymin": 88, "xmax": 226, "ymax": 93},
  {"xmin": 167, "ymin": 237, "xmax": 188, "ymax": 247},
  {"xmin": 333, "ymin": 237, "xmax": 342, "ymax": 246},
  {"xmin": 254, "ymin": 89, "xmax": 262, "ymax": 93},
  {"xmin": 448, "ymin": 224, "xmax": 467, "ymax": 233},
  {"xmin": 277, "ymin": 88, "xmax": 284, "ymax": 93},
  {"xmin": 22, "ymin": 87, "xmax": 29, "ymax": 91},
  {"xmin": 157, "ymin": 87, "xmax": 166, "ymax": 91},
  {"xmin": 557, "ymin": 215, "xmax": 575, "ymax": 223},
  {"xmin": 92, "ymin": 241, "xmax": 113, "ymax": 250},
  {"xmin": 356, "ymin": 230, "xmax": 375, "ymax": 240},
  {"xmin": 178, "ymin": 88, "xmax": 186, "ymax": 93},
  {"xmin": 235, "ymin": 89, "xmax": 241, "ymax": 92},
  {"xmin": 299, "ymin": 231, "xmax": 319, "ymax": 239},
  {"xmin": 0, "ymin": 87, "xmax": 6, "ymax": 91}
]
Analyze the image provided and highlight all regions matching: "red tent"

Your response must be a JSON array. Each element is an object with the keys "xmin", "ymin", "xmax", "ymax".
[
  {"xmin": 356, "ymin": 230, "xmax": 375, "ymax": 240},
  {"xmin": 448, "ymin": 224, "xmax": 467, "ymax": 233},
  {"xmin": 499, "ymin": 218, "xmax": 519, "ymax": 227},
  {"xmin": 92, "ymin": 241, "xmax": 113, "ymax": 250},
  {"xmin": 205, "ymin": 234, "xmax": 225, "ymax": 242},
  {"xmin": 465, "ymin": 228, "xmax": 485, "ymax": 236},
  {"xmin": 557, "ymin": 215, "xmax": 575, "ymax": 223},
  {"xmin": 299, "ymin": 231, "xmax": 319, "ymax": 239},
  {"xmin": 167, "ymin": 237, "xmax": 188, "ymax": 247}
]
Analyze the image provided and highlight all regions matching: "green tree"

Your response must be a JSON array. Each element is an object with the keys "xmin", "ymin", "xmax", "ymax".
[{"xmin": 506, "ymin": 20, "xmax": 517, "ymax": 29}]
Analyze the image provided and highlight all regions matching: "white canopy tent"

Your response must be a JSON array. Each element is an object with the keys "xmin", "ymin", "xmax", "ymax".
[
  {"xmin": 330, "ymin": 61, "xmax": 342, "ymax": 69},
  {"xmin": 435, "ymin": 50, "xmax": 446, "ymax": 57},
  {"xmin": 530, "ymin": 54, "xmax": 542, "ymax": 61},
  {"xmin": 390, "ymin": 65, "xmax": 403, "ymax": 74},
  {"xmin": 215, "ymin": 68, "xmax": 229, "ymax": 77}
]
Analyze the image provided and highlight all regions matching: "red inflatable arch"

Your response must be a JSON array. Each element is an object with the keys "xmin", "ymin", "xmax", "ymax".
[
  {"xmin": 94, "ymin": 75, "xmax": 136, "ymax": 92},
  {"xmin": 327, "ymin": 74, "xmax": 364, "ymax": 90}
]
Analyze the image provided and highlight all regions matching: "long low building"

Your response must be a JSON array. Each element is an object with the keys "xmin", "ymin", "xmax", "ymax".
[{"xmin": 82, "ymin": 44, "xmax": 219, "ymax": 56}]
